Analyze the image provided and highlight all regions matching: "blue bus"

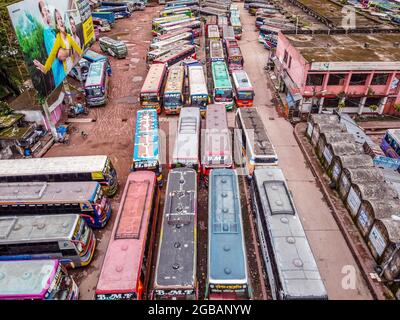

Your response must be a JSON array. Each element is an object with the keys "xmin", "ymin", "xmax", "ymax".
[
  {"xmin": 132, "ymin": 110, "xmax": 163, "ymax": 185},
  {"xmin": 206, "ymin": 169, "xmax": 252, "ymax": 300}
]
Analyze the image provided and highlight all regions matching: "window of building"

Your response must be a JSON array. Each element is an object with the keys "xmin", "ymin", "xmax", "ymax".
[
  {"xmin": 322, "ymin": 98, "xmax": 340, "ymax": 109},
  {"xmin": 345, "ymin": 97, "xmax": 361, "ymax": 108},
  {"xmin": 306, "ymin": 73, "xmax": 325, "ymax": 86},
  {"xmin": 365, "ymin": 97, "xmax": 381, "ymax": 108},
  {"xmin": 283, "ymin": 50, "xmax": 288, "ymax": 64},
  {"xmin": 350, "ymin": 73, "xmax": 368, "ymax": 85},
  {"xmin": 371, "ymin": 73, "xmax": 389, "ymax": 86},
  {"xmin": 288, "ymin": 56, "xmax": 292, "ymax": 69},
  {"xmin": 327, "ymin": 74, "xmax": 346, "ymax": 86}
]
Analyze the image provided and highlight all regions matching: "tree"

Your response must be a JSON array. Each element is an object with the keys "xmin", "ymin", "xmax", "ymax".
[{"xmin": 0, "ymin": 0, "xmax": 28, "ymax": 98}]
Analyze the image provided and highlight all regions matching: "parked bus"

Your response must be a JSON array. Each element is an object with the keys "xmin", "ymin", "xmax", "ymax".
[
  {"xmin": 232, "ymin": 70, "xmax": 254, "ymax": 107},
  {"xmin": 132, "ymin": 110, "xmax": 163, "ymax": 184},
  {"xmin": 140, "ymin": 63, "xmax": 167, "ymax": 114},
  {"xmin": 230, "ymin": 15, "xmax": 242, "ymax": 40},
  {"xmin": 0, "ymin": 214, "xmax": 96, "ymax": 268},
  {"xmin": 147, "ymin": 40, "xmax": 191, "ymax": 64},
  {"xmin": 380, "ymin": 129, "xmax": 400, "ymax": 159},
  {"xmin": 159, "ymin": 7, "xmax": 193, "ymax": 17},
  {"xmin": 99, "ymin": 37, "xmax": 128, "ymax": 58},
  {"xmin": 222, "ymin": 25, "xmax": 236, "ymax": 43},
  {"xmin": 211, "ymin": 61, "xmax": 234, "ymax": 110},
  {"xmin": 163, "ymin": 66, "xmax": 185, "ymax": 114},
  {"xmin": 226, "ymin": 46, "xmax": 244, "ymax": 73},
  {"xmin": 158, "ymin": 20, "xmax": 201, "ymax": 36},
  {"xmin": 225, "ymin": 38, "xmax": 239, "ymax": 51},
  {"xmin": 166, "ymin": 0, "xmax": 199, "ymax": 8},
  {"xmin": 153, "ymin": 17, "xmax": 198, "ymax": 35},
  {"xmin": 95, "ymin": 172, "xmax": 160, "ymax": 300},
  {"xmin": 0, "ymin": 181, "xmax": 111, "ymax": 229},
  {"xmin": 206, "ymin": 169, "xmax": 252, "ymax": 299},
  {"xmin": 0, "ymin": 260, "xmax": 79, "ymax": 300},
  {"xmin": 70, "ymin": 49, "xmax": 111, "ymax": 82},
  {"xmin": 153, "ymin": 45, "xmax": 196, "ymax": 68},
  {"xmin": 209, "ymin": 40, "xmax": 225, "ymax": 62},
  {"xmin": 151, "ymin": 168, "xmax": 198, "ymax": 300},
  {"xmin": 152, "ymin": 14, "xmax": 190, "ymax": 28},
  {"xmin": 230, "ymin": 3, "xmax": 240, "ymax": 17},
  {"xmin": 218, "ymin": 15, "xmax": 228, "ymax": 32},
  {"xmin": 152, "ymin": 28, "xmax": 192, "ymax": 43},
  {"xmin": 85, "ymin": 61, "xmax": 110, "ymax": 107},
  {"xmin": 0, "ymin": 155, "xmax": 118, "ymax": 197},
  {"xmin": 251, "ymin": 168, "xmax": 328, "ymax": 300},
  {"xmin": 201, "ymin": 104, "xmax": 233, "ymax": 182},
  {"xmin": 207, "ymin": 25, "xmax": 220, "ymax": 41},
  {"xmin": 188, "ymin": 64, "xmax": 209, "ymax": 114},
  {"xmin": 235, "ymin": 107, "xmax": 278, "ymax": 177},
  {"xmin": 150, "ymin": 32, "xmax": 194, "ymax": 50},
  {"xmin": 171, "ymin": 107, "xmax": 201, "ymax": 171},
  {"xmin": 205, "ymin": 15, "xmax": 217, "ymax": 35}
]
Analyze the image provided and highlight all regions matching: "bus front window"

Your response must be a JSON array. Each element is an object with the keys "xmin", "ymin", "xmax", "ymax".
[
  {"xmin": 215, "ymin": 89, "xmax": 232, "ymax": 102},
  {"xmin": 191, "ymin": 95, "xmax": 208, "ymax": 106},
  {"xmin": 165, "ymin": 93, "xmax": 182, "ymax": 106},
  {"xmin": 73, "ymin": 221, "xmax": 91, "ymax": 256},
  {"xmin": 86, "ymin": 86, "xmax": 103, "ymax": 98},
  {"xmin": 45, "ymin": 266, "xmax": 74, "ymax": 300},
  {"xmin": 238, "ymin": 91, "xmax": 254, "ymax": 100},
  {"xmin": 141, "ymin": 93, "xmax": 159, "ymax": 103}
]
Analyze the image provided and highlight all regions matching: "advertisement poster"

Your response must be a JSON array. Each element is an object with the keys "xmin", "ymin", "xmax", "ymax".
[{"xmin": 8, "ymin": 0, "xmax": 94, "ymax": 99}]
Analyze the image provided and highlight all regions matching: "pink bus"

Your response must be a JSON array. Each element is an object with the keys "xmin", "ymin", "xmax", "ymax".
[
  {"xmin": 226, "ymin": 46, "xmax": 244, "ymax": 73},
  {"xmin": 95, "ymin": 171, "xmax": 160, "ymax": 300},
  {"xmin": 0, "ymin": 260, "xmax": 79, "ymax": 300}
]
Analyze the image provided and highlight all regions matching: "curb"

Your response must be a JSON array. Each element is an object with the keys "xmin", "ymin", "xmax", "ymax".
[{"xmin": 293, "ymin": 123, "xmax": 388, "ymax": 300}]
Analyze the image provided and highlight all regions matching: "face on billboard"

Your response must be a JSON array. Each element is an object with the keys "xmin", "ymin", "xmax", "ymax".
[{"xmin": 8, "ymin": 0, "xmax": 95, "ymax": 99}]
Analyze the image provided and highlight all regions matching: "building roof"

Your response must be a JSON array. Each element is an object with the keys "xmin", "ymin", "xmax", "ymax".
[
  {"xmin": 284, "ymin": 33, "xmax": 400, "ymax": 67},
  {"xmin": 378, "ymin": 218, "xmax": 400, "ymax": 243}
]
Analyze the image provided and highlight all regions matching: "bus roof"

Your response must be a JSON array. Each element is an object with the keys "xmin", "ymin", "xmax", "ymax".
[
  {"xmin": 154, "ymin": 168, "xmax": 197, "ymax": 289},
  {"xmin": 158, "ymin": 17, "xmax": 196, "ymax": 29},
  {"xmin": 0, "ymin": 259, "xmax": 59, "ymax": 299},
  {"xmin": 150, "ymin": 32, "xmax": 192, "ymax": 50},
  {"xmin": 230, "ymin": 16, "xmax": 241, "ymax": 26},
  {"xmin": 164, "ymin": 66, "xmax": 185, "ymax": 94},
  {"xmin": 253, "ymin": 168, "xmax": 327, "ymax": 299},
  {"xmin": 222, "ymin": 25, "xmax": 235, "ymax": 39},
  {"xmin": 208, "ymin": 169, "xmax": 247, "ymax": 282},
  {"xmin": 134, "ymin": 110, "xmax": 159, "ymax": 162},
  {"xmin": 0, "ymin": 214, "xmax": 79, "ymax": 243},
  {"xmin": 96, "ymin": 171, "xmax": 156, "ymax": 296},
  {"xmin": 211, "ymin": 61, "xmax": 232, "ymax": 89},
  {"xmin": 153, "ymin": 44, "xmax": 194, "ymax": 64},
  {"xmin": 218, "ymin": 16, "xmax": 228, "ymax": 25},
  {"xmin": 99, "ymin": 37, "xmax": 125, "ymax": 46},
  {"xmin": 173, "ymin": 107, "xmax": 200, "ymax": 162},
  {"xmin": 232, "ymin": 70, "xmax": 253, "ymax": 90},
  {"xmin": 188, "ymin": 65, "xmax": 208, "ymax": 96},
  {"xmin": 153, "ymin": 14, "xmax": 189, "ymax": 23},
  {"xmin": 202, "ymin": 105, "xmax": 232, "ymax": 167},
  {"xmin": 161, "ymin": 20, "xmax": 200, "ymax": 32},
  {"xmin": 83, "ymin": 50, "xmax": 107, "ymax": 63},
  {"xmin": 227, "ymin": 46, "xmax": 242, "ymax": 56},
  {"xmin": 148, "ymin": 40, "xmax": 191, "ymax": 58},
  {"xmin": 210, "ymin": 40, "xmax": 224, "ymax": 60},
  {"xmin": 85, "ymin": 61, "xmax": 107, "ymax": 87},
  {"xmin": 0, "ymin": 181, "xmax": 99, "ymax": 204},
  {"xmin": 238, "ymin": 108, "xmax": 276, "ymax": 157},
  {"xmin": 0, "ymin": 155, "xmax": 109, "ymax": 177},
  {"xmin": 141, "ymin": 64, "xmax": 166, "ymax": 93},
  {"xmin": 208, "ymin": 24, "xmax": 219, "ymax": 34}
]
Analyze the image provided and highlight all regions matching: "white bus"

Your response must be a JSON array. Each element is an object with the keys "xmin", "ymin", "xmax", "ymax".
[
  {"xmin": 149, "ymin": 32, "xmax": 194, "ymax": 50},
  {"xmin": 188, "ymin": 64, "xmax": 209, "ymax": 114}
]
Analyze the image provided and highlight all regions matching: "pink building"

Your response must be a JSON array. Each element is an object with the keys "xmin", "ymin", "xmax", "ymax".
[{"xmin": 273, "ymin": 32, "xmax": 400, "ymax": 116}]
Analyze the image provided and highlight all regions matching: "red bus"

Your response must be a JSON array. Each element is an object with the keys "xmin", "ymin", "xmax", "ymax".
[
  {"xmin": 140, "ymin": 63, "xmax": 167, "ymax": 114},
  {"xmin": 232, "ymin": 70, "xmax": 254, "ymax": 107},
  {"xmin": 153, "ymin": 28, "xmax": 192, "ymax": 42},
  {"xmin": 95, "ymin": 171, "xmax": 160, "ymax": 300}
]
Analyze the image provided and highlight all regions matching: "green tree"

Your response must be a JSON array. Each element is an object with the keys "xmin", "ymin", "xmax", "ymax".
[{"xmin": 0, "ymin": 0, "xmax": 29, "ymax": 98}]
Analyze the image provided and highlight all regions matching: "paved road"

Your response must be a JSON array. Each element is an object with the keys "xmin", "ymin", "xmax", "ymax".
[{"xmin": 237, "ymin": 4, "xmax": 372, "ymax": 300}]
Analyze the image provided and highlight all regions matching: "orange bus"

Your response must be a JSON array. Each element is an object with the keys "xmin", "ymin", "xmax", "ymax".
[
  {"xmin": 140, "ymin": 64, "xmax": 167, "ymax": 114},
  {"xmin": 95, "ymin": 171, "xmax": 160, "ymax": 300}
]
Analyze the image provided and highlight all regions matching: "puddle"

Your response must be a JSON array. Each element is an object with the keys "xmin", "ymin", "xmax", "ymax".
[
  {"xmin": 130, "ymin": 58, "xmax": 140, "ymax": 64},
  {"xmin": 132, "ymin": 76, "xmax": 143, "ymax": 82}
]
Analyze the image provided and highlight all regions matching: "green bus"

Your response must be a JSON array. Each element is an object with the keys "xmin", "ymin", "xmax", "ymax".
[{"xmin": 211, "ymin": 61, "xmax": 233, "ymax": 110}]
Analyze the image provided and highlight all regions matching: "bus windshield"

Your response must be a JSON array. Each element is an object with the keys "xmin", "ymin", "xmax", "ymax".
[
  {"xmin": 141, "ymin": 92, "xmax": 159, "ymax": 103},
  {"xmin": 85, "ymin": 86, "xmax": 103, "ymax": 98},
  {"xmin": 237, "ymin": 91, "xmax": 254, "ymax": 100},
  {"xmin": 191, "ymin": 94, "xmax": 208, "ymax": 106},
  {"xmin": 164, "ymin": 93, "xmax": 182, "ymax": 106},
  {"xmin": 45, "ymin": 265, "xmax": 74, "ymax": 300},
  {"xmin": 215, "ymin": 88, "xmax": 232, "ymax": 100}
]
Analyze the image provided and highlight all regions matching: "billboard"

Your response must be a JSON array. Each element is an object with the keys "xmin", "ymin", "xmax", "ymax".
[{"xmin": 8, "ymin": 0, "xmax": 95, "ymax": 99}]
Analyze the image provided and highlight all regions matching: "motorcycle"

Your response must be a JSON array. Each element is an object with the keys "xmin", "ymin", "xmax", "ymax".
[{"xmin": 68, "ymin": 103, "xmax": 88, "ymax": 118}]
